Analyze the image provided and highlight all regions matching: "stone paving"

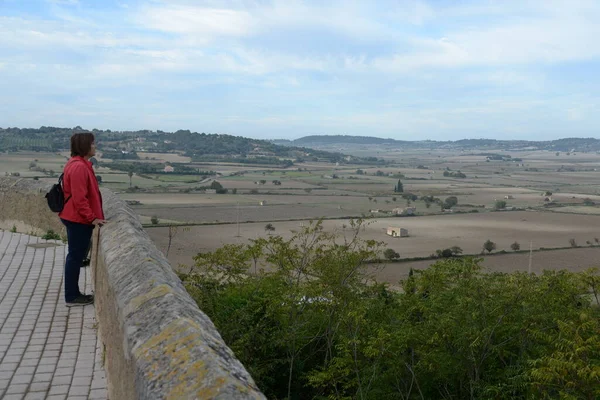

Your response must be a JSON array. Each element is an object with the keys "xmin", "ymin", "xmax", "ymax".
[{"xmin": 0, "ymin": 230, "xmax": 108, "ymax": 400}]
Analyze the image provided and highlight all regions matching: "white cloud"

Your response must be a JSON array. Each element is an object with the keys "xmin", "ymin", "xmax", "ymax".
[
  {"xmin": 372, "ymin": 1, "xmax": 600, "ymax": 71},
  {"xmin": 2, "ymin": 0, "xmax": 600, "ymax": 139},
  {"xmin": 136, "ymin": 5, "xmax": 257, "ymax": 37},
  {"xmin": 47, "ymin": 0, "xmax": 79, "ymax": 5}
]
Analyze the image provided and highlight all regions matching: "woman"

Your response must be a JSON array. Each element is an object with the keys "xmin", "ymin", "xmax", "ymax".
[{"xmin": 59, "ymin": 132, "xmax": 106, "ymax": 306}]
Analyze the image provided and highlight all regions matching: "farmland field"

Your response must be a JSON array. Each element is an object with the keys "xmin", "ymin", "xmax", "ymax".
[
  {"xmin": 146, "ymin": 211, "xmax": 600, "ymax": 274},
  {"xmin": 4, "ymin": 146, "xmax": 600, "ymax": 284}
]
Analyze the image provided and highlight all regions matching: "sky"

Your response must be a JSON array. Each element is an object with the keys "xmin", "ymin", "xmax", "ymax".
[{"xmin": 0, "ymin": 0, "xmax": 599, "ymax": 141}]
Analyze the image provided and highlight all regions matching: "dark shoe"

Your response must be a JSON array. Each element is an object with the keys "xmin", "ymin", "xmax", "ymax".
[
  {"xmin": 82, "ymin": 258, "xmax": 90, "ymax": 267},
  {"xmin": 66, "ymin": 294, "xmax": 94, "ymax": 307}
]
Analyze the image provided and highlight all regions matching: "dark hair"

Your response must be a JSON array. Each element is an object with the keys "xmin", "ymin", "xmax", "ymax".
[{"xmin": 70, "ymin": 133, "xmax": 95, "ymax": 157}]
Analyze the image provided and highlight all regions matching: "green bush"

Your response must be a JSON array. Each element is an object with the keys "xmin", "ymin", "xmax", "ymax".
[
  {"xmin": 42, "ymin": 229, "xmax": 61, "ymax": 240},
  {"xmin": 180, "ymin": 221, "xmax": 600, "ymax": 399}
]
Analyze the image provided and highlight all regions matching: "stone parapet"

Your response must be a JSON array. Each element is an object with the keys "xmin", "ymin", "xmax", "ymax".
[{"xmin": 0, "ymin": 177, "xmax": 265, "ymax": 399}]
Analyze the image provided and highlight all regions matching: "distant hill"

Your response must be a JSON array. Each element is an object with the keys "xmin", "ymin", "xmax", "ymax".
[
  {"xmin": 281, "ymin": 135, "xmax": 600, "ymax": 152},
  {"xmin": 293, "ymin": 135, "xmax": 403, "ymax": 146},
  {"xmin": 0, "ymin": 127, "xmax": 382, "ymax": 166}
]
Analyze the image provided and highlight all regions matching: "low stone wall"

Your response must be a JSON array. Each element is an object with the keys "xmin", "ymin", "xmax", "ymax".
[{"xmin": 0, "ymin": 177, "xmax": 265, "ymax": 399}]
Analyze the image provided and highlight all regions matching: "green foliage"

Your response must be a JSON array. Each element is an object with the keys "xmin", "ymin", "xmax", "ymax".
[
  {"xmin": 10, "ymin": 225, "xmax": 17, "ymax": 233},
  {"xmin": 435, "ymin": 246, "xmax": 463, "ymax": 258},
  {"xmin": 444, "ymin": 196, "xmax": 459, "ymax": 209},
  {"xmin": 182, "ymin": 236, "xmax": 600, "ymax": 399},
  {"xmin": 108, "ymin": 161, "xmax": 214, "ymax": 176},
  {"xmin": 511, "ymin": 241, "xmax": 521, "ymax": 251},
  {"xmin": 395, "ymin": 179, "xmax": 404, "ymax": 193},
  {"xmin": 264, "ymin": 223, "xmax": 275, "ymax": 232},
  {"xmin": 150, "ymin": 216, "xmax": 159, "ymax": 225},
  {"xmin": 42, "ymin": 229, "xmax": 61, "ymax": 240},
  {"xmin": 210, "ymin": 180, "xmax": 223, "ymax": 190},
  {"xmin": 483, "ymin": 239, "xmax": 497, "ymax": 253},
  {"xmin": 102, "ymin": 150, "xmax": 140, "ymax": 160},
  {"xmin": 495, "ymin": 200, "xmax": 508, "ymax": 210},
  {"xmin": 443, "ymin": 170, "xmax": 467, "ymax": 178},
  {"xmin": 383, "ymin": 248, "xmax": 400, "ymax": 260}
]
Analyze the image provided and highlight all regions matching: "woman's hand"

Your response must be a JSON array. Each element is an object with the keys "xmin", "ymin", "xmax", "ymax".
[{"xmin": 92, "ymin": 219, "xmax": 107, "ymax": 226}]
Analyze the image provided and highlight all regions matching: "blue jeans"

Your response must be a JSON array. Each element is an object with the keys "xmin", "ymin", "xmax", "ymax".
[{"xmin": 61, "ymin": 219, "xmax": 94, "ymax": 302}]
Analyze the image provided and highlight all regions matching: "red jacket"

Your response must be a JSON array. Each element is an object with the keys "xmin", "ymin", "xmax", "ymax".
[{"xmin": 59, "ymin": 156, "xmax": 104, "ymax": 225}]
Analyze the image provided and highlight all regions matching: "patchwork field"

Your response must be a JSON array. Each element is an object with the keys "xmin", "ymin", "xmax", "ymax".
[
  {"xmin": 147, "ymin": 211, "xmax": 600, "ymax": 272},
  {"xmin": 4, "ymin": 147, "xmax": 600, "ymax": 284}
]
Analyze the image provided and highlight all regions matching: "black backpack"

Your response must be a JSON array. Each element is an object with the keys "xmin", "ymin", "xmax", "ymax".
[{"xmin": 45, "ymin": 174, "xmax": 71, "ymax": 212}]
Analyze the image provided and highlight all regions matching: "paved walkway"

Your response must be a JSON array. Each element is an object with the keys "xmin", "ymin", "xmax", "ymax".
[{"xmin": 0, "ymin": 230, "xmax": 108, "ymax": 400}]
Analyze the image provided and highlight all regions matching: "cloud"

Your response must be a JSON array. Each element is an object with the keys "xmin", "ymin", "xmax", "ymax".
[
  {"xmin": 47, "ymin": 0, "xmax": 79, "ymax": 4},
  {"xmin": 136, "ymin": 5, "xmax": 257, "ymax": 38},
  {"xmin": 1, "ymin": 0, "xmax": 600, "ymax": 139}
]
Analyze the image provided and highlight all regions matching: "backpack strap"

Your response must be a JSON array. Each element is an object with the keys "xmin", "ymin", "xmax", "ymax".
[{"xmin": 58, "ymin": 173, "xmax": 71, "ymax": 205}]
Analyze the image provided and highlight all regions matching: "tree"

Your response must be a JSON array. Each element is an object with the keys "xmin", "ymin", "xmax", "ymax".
[
  {"xmin": 449, "ymin": 246, "xmax": 463, "ymax": 256},
  {"xmin": 356, "ymin": 169, "xmax": 364, "ymax": 175},
  {"xmin": 304, "ymin": 188, "xmax": 312, "ymax": 193},
  {"xmin": 231, "ymin": 188, "xmax": 237, "ymax": 194},
  {"xmin": 435, "ymin": 246, "xmax": 463, "ymax": 258},
  {"xmin": 444, "ymin": 196, "xmax": 458, "ymax": 209},
  {"xmin": 495, "ymin": 200, "xmax": 507, "ymax": 210},
  {"xmin": 166, "ymin": 225, "xmax": 190, "ymax": 257},
  {"xmin": 395, "ymin": 180, "xmax": 404, "ymax": 193},
  {"xmin": 510, "ymin": 241, "xmax": 521, "ymax": 251},
  {"xmin": 265, "ymin": 223, "xmax": 275, "ymax": 233},
  {"xmin": 210, "ymin": 180, "xmax": 223, "ymax": 190},
  {"xmin": 569, "ymin": 238, "xmax": 578, "ymax": 247},
  {"xmin": 383, "ymin": 248, "xmax": 400, "ymax": 260},
  {"xmin": 392, "ymin": 197, "xmax": 397, "ymax": 202},
  {"xmin": 96, "ymin": 175, "xmax": 102, "ymax": 184},
  {"xmin": 483, "ymin": 239, "xmax": 496, "ymax": 253},
  {"xmin": 128, "ymin": 170, "xmax": 134, "ymax": 188},
  {"xmin": 583, "ymin": 198, "xmax": 595, "ymax": 206},
  {"xmin": 150, "ymin": 216, "xmax": 159, "ymax": 225},
  {"xmin": 29, "ymin": 161, "xmax": 37, "ymax": 169},
  {"xmin": 259, "ymin": 180, "xmax": 267, "ymax": 185},
  {"xmin": 272, "ymin": 180, "xmax": 282, "ymax": 185}
]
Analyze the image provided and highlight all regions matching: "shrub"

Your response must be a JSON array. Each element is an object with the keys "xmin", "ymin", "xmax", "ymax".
[
  {"xmin": 151, "ymin": 216, "xmax": 159, "ymax": 225},
  {"xmin": 583, "ymin": 198, "xmax": 595, "ymax": 206},
  {"xmin": 483, "ymin": 239, "xmax": 497, "ymax": 253},
  {"xmin": 42, "ymin": 229, "xmax": 61, "ymax": 241},
  {"xmin": 511, "ymin": 242, "xmax": 521, "ymax": 251},
  {"xmin": 383, "ymin": 248, "xmax": 400, "ymax": 260},
  {"xmin": 264, "ymin": 223, "xmax": 275, "ymax": 233},
  {"xmin": 569, "ymin": 238, "xmax": 577, "ymax": 248}
]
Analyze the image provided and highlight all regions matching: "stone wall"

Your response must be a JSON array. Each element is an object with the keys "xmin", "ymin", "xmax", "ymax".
[{"xmin": 0, "ymin": 178, "xmax": 265, "ymax": 399}]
